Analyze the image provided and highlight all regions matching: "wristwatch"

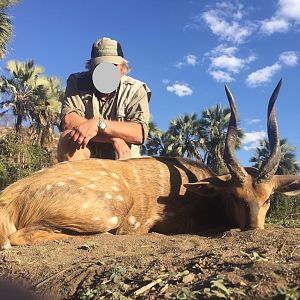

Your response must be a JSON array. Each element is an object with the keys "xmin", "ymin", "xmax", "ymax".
[{"xmin": 98, "ymin": 118, "xmax": 107, "ymax": 132}]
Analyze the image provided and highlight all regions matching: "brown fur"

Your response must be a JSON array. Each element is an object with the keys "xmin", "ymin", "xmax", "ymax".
[{"xmin": 1, "ymin": 156, "xmax": 299, "ymax": 248}]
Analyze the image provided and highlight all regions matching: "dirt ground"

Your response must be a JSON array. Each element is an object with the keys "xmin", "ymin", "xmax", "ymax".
[{"xmin": 0, "ymin": 225, "xmax": 299, "ymax": 300}]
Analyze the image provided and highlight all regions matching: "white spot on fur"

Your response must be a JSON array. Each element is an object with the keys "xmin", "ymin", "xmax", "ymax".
[
  {"xmin": 105, "ymin": 193, "xmax": 112, "ymax": 200},
  {"xmin": 92, "ymin": 217, "xmax": 100, "ymax": 221},
  {"xmin": 99, "ymin": 171, "xmax": 108, "ymax": 176},
  {"xmin": 75, "ymin": 171, "xmax": 81, "ymax": 175},
  {"xmin": 46, "ymin": 185, "xmax": 52, "ymax": 190},
  {"xmin": 134, "ymin": 222, "xmax": 141, "ymax": 229},
  {"xmin": 124, "ymin": 180, "xmax": 130, "ymax": 189},
  {"xmin": 112, "ymin": 185, "xmax": 120, "ymax": 192},
  {"xmin": 111, "ymin": 173, "xmax": 119, "ymax": 179},
  {"xmin": 108, "ymin": 216, "xmax": 119, "ymax": 226},
  {"xmin": 90, "ymin": 177, "xmax": 96, "ymax": 181},
  {"xmin": 82, "ymin": 202, "xmax": 89, "ymax": 209},
  {"xmin": 116, "ymin": 195, "xmax": 124, "ymax": 201},
  {"xmin": 145, "ymin": 218, "xmax": 153, "ymax": 225},
  {"xmin": 67, "ymin": 177, "xmax": 75, "ymax": 180},
  {"xmin": 128, "ymin": 216, "xmax": 136, "ymax": 225},
  {"xmin": 87, "ymin": 184, "xmax": 96, "ymax": 189},
  {"xmin": 57, "ymin": 182, "xmax": 65, "ymax": 186}
]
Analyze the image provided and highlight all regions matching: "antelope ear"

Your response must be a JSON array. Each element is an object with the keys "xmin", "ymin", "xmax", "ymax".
[
  {"xmin": 273, "ymin": 175, "xmax": 300, "ymax": 196},
  {"xmin": 184, "ymin": 175, "xmax": 231, "ymax": 197}
]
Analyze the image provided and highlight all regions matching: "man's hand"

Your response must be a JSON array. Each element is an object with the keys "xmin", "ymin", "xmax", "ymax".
[
  {"xmin": 69, "ymin": 118, "xmax": 99, "ymax": 148},
  {"xmin": 111, "ymin": 138, "xmax": 132, "ymax": 160}
]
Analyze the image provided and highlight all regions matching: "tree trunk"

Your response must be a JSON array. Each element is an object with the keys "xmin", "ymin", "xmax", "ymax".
[{"xmin": 15, "ymin": 115, "xmax": 22, "ymax": 133}]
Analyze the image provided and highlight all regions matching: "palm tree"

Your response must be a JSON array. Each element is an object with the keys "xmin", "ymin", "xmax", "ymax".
[
  {"xmin": 165, "ymin": 113, "xmax": 203, "ymax": 160},
  {"xmin": 199, "ymin": 104, "xmax": 244, "ymax": 174},
  {"xmin": 0, "ymin": 0, "xmax": 19, "ymax": 59},
  {"xmin": 28, "ymin": 77, "xmax": 63, "ymax": 146},
  {"xmin": 0, "ymin": 60, "xmax": 46, "ymax": 131},
  {"xmin": 250, "ymin": 138, "xmax": 300, "ymax": 175},
  {"xmin": 0, "ymin": 60, "xmax": 62, "ymax": 139},
  {"xmin": 141, "ymin": 122, "xmax": 167, "ymax": 156},
  {"xmin": 142, "ymin": 115, "xmax": 203, "ymax": 160}
]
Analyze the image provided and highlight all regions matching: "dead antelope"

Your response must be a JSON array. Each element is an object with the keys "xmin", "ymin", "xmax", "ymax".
[{"xmin": 1, "ymin": 80, "xmax": 299, "ymax": 249}]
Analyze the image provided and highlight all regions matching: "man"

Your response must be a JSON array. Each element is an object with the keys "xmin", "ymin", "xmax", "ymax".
[{"xmin": 58, "ymin": 37, "xmax": 151, "ymax": 161}]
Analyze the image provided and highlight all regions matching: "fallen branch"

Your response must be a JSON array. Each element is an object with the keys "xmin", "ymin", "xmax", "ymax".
[{"xmin": 134, "ymin": 278, "xmax": 162, "ymax": 296}]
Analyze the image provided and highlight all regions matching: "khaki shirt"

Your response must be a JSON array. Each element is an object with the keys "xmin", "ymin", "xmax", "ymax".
[{"xmin": 61, "ymin": 72, "xmax": 151, "ymax": 158}]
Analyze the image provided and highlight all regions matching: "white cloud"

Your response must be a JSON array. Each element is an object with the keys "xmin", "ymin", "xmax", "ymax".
[
  {"xmin": 246, "ymin": 50, "xmax": 298, "ymax": 87},
  {"xmin": 242, "ymin": 131, "xmax": 266, "ymax": 151},
  {"xmin": 209, "ymin": 70, "xmax": 235, "ymax": 82},
  {"xmin": 245, "ymin": 118, "xmax": 261, "ymax": 125},
  {"xmin": 162, "ymin": 79, "xmax": 170, "ymax": 85},
  {"xmin": 210, "ymin": 54, "xmax": 256, "ymax": 74},
  {"xmin": 260, "ymin": 0, "xmax": 300, "ymax": 35},
  {"xmin": 176, "ymin": 54, "xmax": 198, "ymax": 68},
  {"xmin": 279, "ymin": 51, "xmax": 299, "ymax": 66},
  {"xmin": 166, "ymin": 83, "xmax": 193, "ymax": 97},
  {"xmin": 186, "ymin": 54, "xmax": 198, "ymax": 66},
  {"xmin": 278, "ymin": 0, "xmax": 300, "ymax": 20},
  {"xmin": 246, "ymin": 63, "xmax": 282, "ymax": 87},
  {"xmin": 188, "ymin": 0, "xmax": 299, "ymax": 42},
  {"xmin": 201, "ymin": 3, "xmax": 256, "ymax": 44},
  {"xmin": 210, "ymin": 44, "xmax": 238, "ymax": 56},
  {"xmin": 260, "ymin": 17, "xmax": 290, "ymax": 35},
  {"xmin": 206, "ymin": 44, "xmax": 256, "ymax": 82}
]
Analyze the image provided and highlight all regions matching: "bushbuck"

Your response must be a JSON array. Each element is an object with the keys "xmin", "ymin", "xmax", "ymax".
[{"xmin": 0, "ymin": 80, "xmax": 299, "ymax": 249}]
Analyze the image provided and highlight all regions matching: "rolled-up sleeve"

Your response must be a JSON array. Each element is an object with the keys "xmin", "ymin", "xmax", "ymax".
[
  {"xmin": 125, "ymin": 85, "xmax": 150, "ymax": 143},
  {"xmin": 60, "ymin": 75, "xmax": 86, "ymax": 121}
]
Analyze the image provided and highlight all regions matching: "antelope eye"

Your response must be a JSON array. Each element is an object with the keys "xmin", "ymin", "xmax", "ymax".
[{"xmin": 264, "ymin": 199, "xmax": 271, "ymax": 205}]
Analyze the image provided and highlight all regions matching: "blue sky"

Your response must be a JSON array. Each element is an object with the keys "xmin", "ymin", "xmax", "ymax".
[{"xmin": 1, "ymin": 0, "xmax": 300, "ymax": 165}]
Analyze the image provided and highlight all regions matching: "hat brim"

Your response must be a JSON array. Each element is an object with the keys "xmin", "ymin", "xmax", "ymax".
[{"xmin": 91, "ymin": 56, "xmax": 124, "ymax": 66}]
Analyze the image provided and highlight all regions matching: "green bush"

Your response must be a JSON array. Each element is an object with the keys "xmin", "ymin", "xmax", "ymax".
[
  {"xmin": 0, "ymin": 129, "xmax": 54, "ymax": 190},
  {"xmin": 267, "ymin": 193, "xmax": 300, "ymax": 227}
]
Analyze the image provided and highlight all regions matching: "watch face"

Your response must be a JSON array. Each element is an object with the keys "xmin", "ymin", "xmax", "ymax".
[{"xmin": 99, "ymin": 120, "xmax": 107, "ymax": 131}]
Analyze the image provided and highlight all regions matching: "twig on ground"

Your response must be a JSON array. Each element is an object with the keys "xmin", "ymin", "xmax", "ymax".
[{"xmin": 134, "ymin": 278, "xmax": 162, "ymax": 296}]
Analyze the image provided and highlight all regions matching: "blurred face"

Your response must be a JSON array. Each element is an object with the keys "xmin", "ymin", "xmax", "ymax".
[{"xmin": 92, "ymin": 62, "xmax": 121, "ymax": 94}]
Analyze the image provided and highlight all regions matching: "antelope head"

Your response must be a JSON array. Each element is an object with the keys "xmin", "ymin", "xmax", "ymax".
[{"xmin": 185, "ymin": 80, "xmax": 300, "ymax": 230}]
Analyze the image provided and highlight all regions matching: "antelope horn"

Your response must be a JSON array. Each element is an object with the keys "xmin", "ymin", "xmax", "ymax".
[
  {"xmin": 256, "ymin": 79, "xmax": 282, "ymax": 182},
  {"xmin": 224, "ymin": 85, "xmax": 248, "ymax": 184}
]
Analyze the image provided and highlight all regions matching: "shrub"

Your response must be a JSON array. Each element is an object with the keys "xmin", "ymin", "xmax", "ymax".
[{"xmin": 0, "ymin": 128, "xmax": 54, "ymax": 190}]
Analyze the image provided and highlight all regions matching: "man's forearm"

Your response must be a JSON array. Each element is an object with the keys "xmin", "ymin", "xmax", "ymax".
[
  {"xmin": 100, "ymin": 120, "xmax": 144, "ymax": 144},
  {"xmin": 62, "ymin": 112, "xmax": 144, "ymax": 144},
  {"xmin": 61, "ymin": 112, "xmax": 87, "ymax": 130}
]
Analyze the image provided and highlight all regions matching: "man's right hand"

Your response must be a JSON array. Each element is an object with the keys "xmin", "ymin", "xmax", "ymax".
[
  {"xmin": 111, "ymin": 138, "xmax": 132, "ymax": 160},
  {"xmin": 69, "ymin": 118, "xmax": 99, "ymax": 148}
]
